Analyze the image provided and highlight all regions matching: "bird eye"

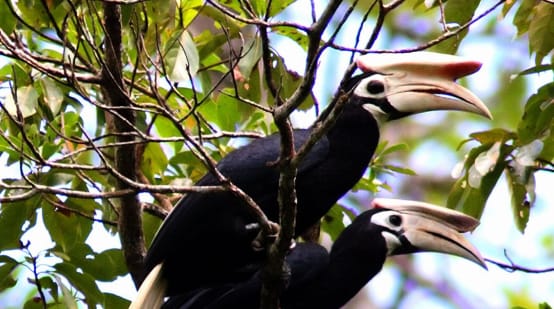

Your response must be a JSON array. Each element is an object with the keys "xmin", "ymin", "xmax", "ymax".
[
  {"xmin": 366, "ymin": 80, "xmax": 385, "ymax": 94},
  {"xmin": 388, "ymin": 214, "xmax": 402, "ymax": 227}
]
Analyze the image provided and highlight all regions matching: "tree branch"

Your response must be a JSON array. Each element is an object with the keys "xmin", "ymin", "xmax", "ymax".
[
  {"xmin": 101, "ymin": 2, "xmax": 145, "ymax": 287},
  {"xmin": 486, "ymin": 250, "xmax": 554, "ymax": 273}
]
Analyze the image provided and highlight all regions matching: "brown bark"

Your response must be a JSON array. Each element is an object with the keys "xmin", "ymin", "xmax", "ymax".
[{"xmin": 102, "ymin": 3, "xmax": 145, "ymax": 288}]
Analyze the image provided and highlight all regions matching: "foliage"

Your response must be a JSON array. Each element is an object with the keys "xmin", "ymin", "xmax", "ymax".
[{"xmin": 0, "ymin": 0, "xmax": 552, "ymax": 307}]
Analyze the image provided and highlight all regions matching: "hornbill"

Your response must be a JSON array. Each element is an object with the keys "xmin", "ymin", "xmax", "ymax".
[
  {"xmin": 132, "ymin": 52, "xmax": 491, "ymax": 307},
  {"xmin": 160, "ymin": 198, "xmax": 487, "ymax": 309}
]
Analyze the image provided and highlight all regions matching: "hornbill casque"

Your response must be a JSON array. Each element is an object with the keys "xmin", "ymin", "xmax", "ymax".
[
  {"xmin": 132, "ymin": 52, "xmax": 491, "ymax": 307},
  {"xmin": 160, "ymin": 198, "xmax": 487, "ymax": 309}
]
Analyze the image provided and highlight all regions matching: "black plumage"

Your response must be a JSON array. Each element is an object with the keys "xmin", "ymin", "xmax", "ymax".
[
  {"xmin": 134, "ymin": 52, "xmax": 491, "ymax": 304},
  {"xmin": 160, "ymin": 200, "xmax": 487, "ymax": 309},
  {"xmin": 146, "ymin": 99, "xmax": 380, "ymax": 295}
]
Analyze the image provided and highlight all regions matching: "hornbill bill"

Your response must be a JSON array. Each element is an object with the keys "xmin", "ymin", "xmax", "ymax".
[
  {"xmin": 160, "ymin": 198, "xmax": 487, "ymax": 309},
  {"xmin": 132, "ymin": 52, "xmax": 491, "ymax": 306}
]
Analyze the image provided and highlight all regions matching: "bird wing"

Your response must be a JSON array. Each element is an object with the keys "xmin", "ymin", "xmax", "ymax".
[
  {"xmin": 198, "ymin": 128, "xmax": 330, "ymax": 188},
  {"xmin": 142, "ymin": 129, "xmax": 330, "ymax": 292}
]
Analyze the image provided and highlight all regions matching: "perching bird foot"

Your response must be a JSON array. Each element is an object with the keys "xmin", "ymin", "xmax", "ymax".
[{"xmin": 250, "ymin": 221, "xmax": 283, "ymax": 252}]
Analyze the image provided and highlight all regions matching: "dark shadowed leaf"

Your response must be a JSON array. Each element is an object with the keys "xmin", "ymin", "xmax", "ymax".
[
  {"xmin": 0, "ymin": 255, "xmax": 18, "ymax": 292},
  {"xmin": 42, "ymin": 201, "xmax": 93, "ymax": 253},
  {"xmin": 0, "ymin": 197, "xmax": 39, "ymax": 251},
  {"xmin": 141, "ymin": 142, "xmax": 169, "ymax": 183},
  {"xmin": 54, "ymin": 262, "xmax": 103, "ymax": 305},
  {"xmin": 103, "ymin": 292, "xmax": 131, "ymax": 309},
  {"xmin": 517, "ymin": 82, "xmax": 554, "ymax": 160}
]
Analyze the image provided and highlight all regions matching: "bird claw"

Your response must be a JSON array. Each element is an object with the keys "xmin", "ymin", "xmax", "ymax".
[{"xmin": 250, "ymin": 221, "xmax": 282, "ymax": 252}]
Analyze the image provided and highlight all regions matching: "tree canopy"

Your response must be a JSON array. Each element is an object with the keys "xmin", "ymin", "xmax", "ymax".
[{"xmin": 0, "ymin": 0, "xmax": 552, "ymax": 308}]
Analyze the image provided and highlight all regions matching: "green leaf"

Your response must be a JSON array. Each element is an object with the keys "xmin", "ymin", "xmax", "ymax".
[
  {"xmin": 56, "ymin": 244, "xmax": 127, "ymax": 282},
  {"xmin": 517, "ymin": 82, "xmax": 554, "ymax": 161},
  {"xmin": 0, "ymin": 255, "xmax": 18, "ymax": 292},
  {"xmin": 0, "ymin": 1, "xmax": 17, "ymax": 33},
  {"xmin": 379, "ymin": 143, "xmax": 408, "ymax": 157},
  {"xmin": 470, "ymin": 128, "xmax": 517, "ymax": 145},
  {"xmin": 516, "ymin": 64, "xmax": 554, "ymax": 76},
  {"xmin": 166, "ymin": 30, "xmax": 200, "ymax": 81},
  {"xmin": 54, "ymin": 262, "xmax": 103, "ymax": 305},
  {"xmin": 539, "ymin": 302, "xmax": 552, "ymax": 309},
  {"xmin": 53, "ymin": 275, "xmax": 79, "ymax": 309},
  {"xmin": 42, "ymin": 200, "xmax": 93, "ymax": 253},
  {"xmin": 84, "ymin": 248, "xmax": 127, "ymax": 282},
  {"xmin": 505, "ymin": 165, "xmax": 532, "ymax": 233},
  {"xmin": 141, "ymin": 142, "xmax": 169, "ymax": 182},
  {"xmin": 39, "ymin": 78, "xmax": 64, "ymax": 116},
  {"xmin": 447, "ymin": 143, "xmax": 512, "ymax": 219},
  {"xmin": 321, "ymin": 204, "xmax": 356, "ymax": 241},
  {"xmin": 103, "ymin": 292, "xmax": 131, "ymax": 309},
  {"xmin": 143, "ymin": 211, "xmax": 164, "ymax": 249},
  {"xmin": 528, "ymin": 3, "xmax": 554, "ymax": 65},
  {"xmin": 513, "ymin": 0, "xmax": 536, "ymax": 36},
  {"xmin": 38, "ymin": 276, "xmax": 59, "ymax": 302},
  {"xmin": 3, "ymin": 85, "xmax": 39, "ymax": 118},
  {"xmin": 0, "ymin": 197, "xmax": 39, "ymax": 251},
  {"xmin": 237, "ymin": 36, "xmax": 263, "ymax": 81},
  {"xmin": 435, "ymin": 0, "xmax": 480, "ymax": 53},
  {"xmin": 273, "ymin": 27, "xmax": 310, "ymax": 51},
  {"xmin": 382, "ymin": 164, "xmax": 417, "ymax": 176}
]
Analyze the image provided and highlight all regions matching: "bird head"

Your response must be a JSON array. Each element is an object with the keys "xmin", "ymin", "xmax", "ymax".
[
  {"xmin": 348, "ymin": 52, "xmax": 492, "ymax": 123},
  {"xmin": 368, "ymin": 198, "xmax": 487, "ymax": 269}
]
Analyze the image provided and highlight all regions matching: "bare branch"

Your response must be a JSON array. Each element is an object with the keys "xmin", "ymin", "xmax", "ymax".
[
  {"xmin": 328, "ymin": 0, "xmax": 506, "ymax": 54},
  {"xmin": 486, "ymin": 250, "xmax": 554, "ymax": 273}
]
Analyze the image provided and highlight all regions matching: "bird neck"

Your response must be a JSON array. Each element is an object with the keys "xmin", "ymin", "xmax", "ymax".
[
  {"xmin": 327, "ymin": 102, "xmax": 380, "ymax": 159},
  {"xmin": 286, "ymin": 213, "xmax": 388, "ymax": 309}
]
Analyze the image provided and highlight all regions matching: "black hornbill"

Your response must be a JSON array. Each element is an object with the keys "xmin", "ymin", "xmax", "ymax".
[
  {"xmin": 160, "ymin": 198, "xmax": 487, "ymax": 309},
  {"xmin": 132, "ymin": 52, "xmax": 491, "ymax": 306}
]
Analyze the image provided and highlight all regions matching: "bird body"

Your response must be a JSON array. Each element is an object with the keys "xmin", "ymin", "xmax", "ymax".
[
  {"xmin": 145, "ymin": 103, "xmax": 380, "ymax": 294},
  {"xmin": 132, "ymin": 51, "xmax": 492, "ymax": 306},
  {"xmin": 160, "ymin": 199, "xmax": 487, "ymax": 309}
]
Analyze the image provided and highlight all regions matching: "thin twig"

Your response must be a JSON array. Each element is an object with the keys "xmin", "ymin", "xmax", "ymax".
[{"xmin": 485, "ymin": 250, "xmax": 554, "ymax": 273}]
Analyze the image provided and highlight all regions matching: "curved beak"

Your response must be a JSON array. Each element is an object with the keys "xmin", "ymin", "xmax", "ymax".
[
  {"xmin": 372, "ymin": 198, "xmax": 487, "ymax": 269},
  {"xmin": 356, "ymin": 52, "xmax": 492, "ymax": 119}
]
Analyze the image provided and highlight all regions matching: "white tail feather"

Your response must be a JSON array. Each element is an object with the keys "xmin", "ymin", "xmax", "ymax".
[{"xmin": 129, "ymin": 263, "xmax": 166, "ymax": 309}]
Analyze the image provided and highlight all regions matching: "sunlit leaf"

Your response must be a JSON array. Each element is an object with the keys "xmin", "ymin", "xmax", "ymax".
[
  {"xmin": 0, "ymin": 2, "xmax": 17, "ymax": 33},
  {"xmin": 53, "ymin": 274, "xmax": 80, "ymax": 309},
  {"xmin": 39, "ymin": 78, "xmax": 64, "ymax": 116},
  {"xmin": 321, "ymin": 204, "xmax": 356, "ymax": 241},
  {"xmin": 238, "ymin": 36, "xmax": 263, "ymax": 81},
  {"xmin": 512, "ymin": 0, "xmax": 536, "ymax": 36},
  {"xmin": 273, "ymin": 27, "xmax": 310, "ymax": 51},
  {"xmin": 447, "ymin": 143, "xmax": 512, "ymax": 219},
  {"xmin": 3, "ymin": 85, "xmax": 39, "ymax": 118},
  {"xmin": 528, "ymin": 2, "xmax": 554, "ymax": 65},
  {"xmin": 381, "ymin": 164, "xmax": 417, "ymax": 176},
  {"xmin": 435, "ymin": 0, "xmax": 480, "ymax": 53},
  {"xmin": 166, "ymin": 31, "xmax": 200, "ymax": 81},
  {"xmin": 469, "ymin": 128, "xmax": 516, "ymax": 145}
]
